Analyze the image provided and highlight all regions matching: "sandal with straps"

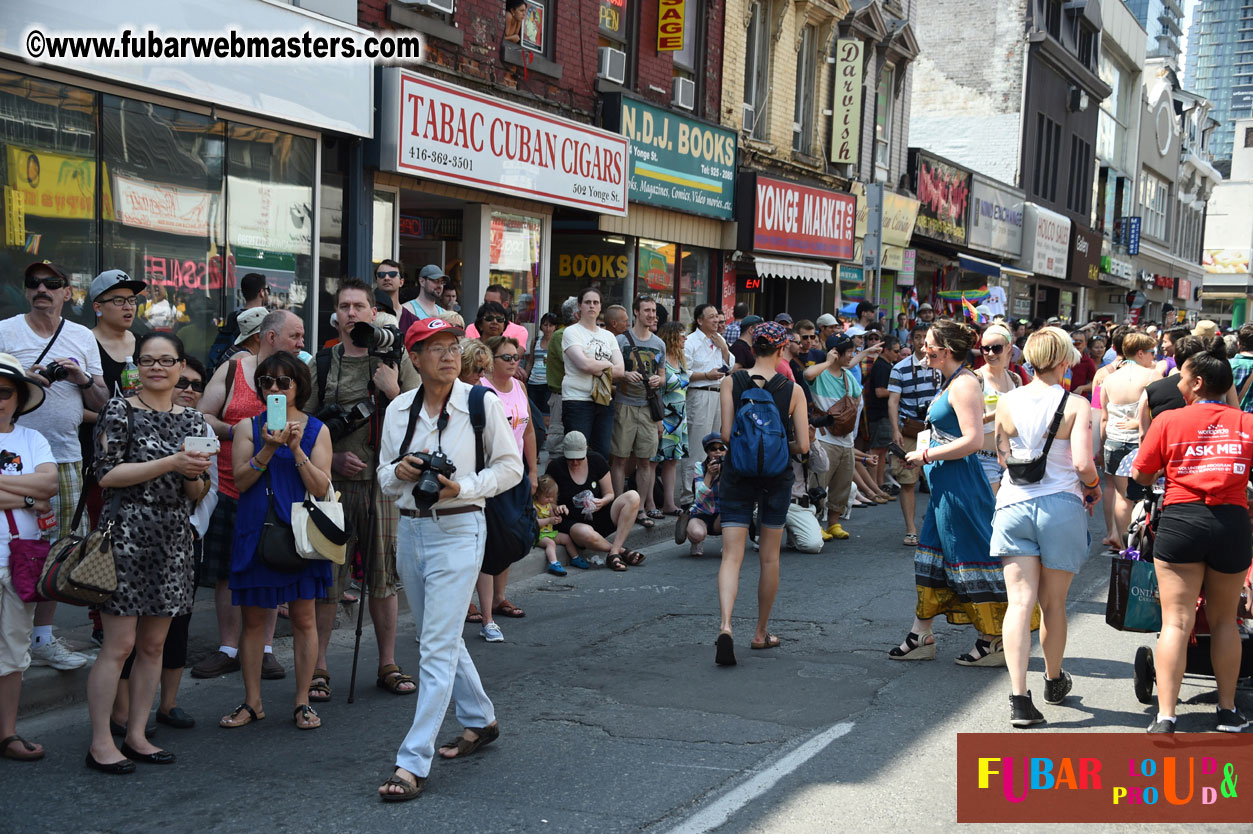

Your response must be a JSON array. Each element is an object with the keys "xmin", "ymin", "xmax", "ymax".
[
  {"xmin": 620, "ymin": 549, "xmax": 646, "ymax": 566},
  {"xmin": 606, "ymin": 553, "xmax": 627, "ymax": 572},
  {"xmin": 309, "ymin": 669, "xmax": 332, "ymax": 702},
  {"xmin": 438, "ymin": 723, "xmax": 500, "ymax": 759},
  {"xmin": 888, "ymin": 631, "xmax": 935, "ymax": 661},
  {"xmin": 376, "ymin": 664, "xmax": 416, "ymax": 695},
  {"xmin": 293, "ymin": 704, "xmax": 321, "ymax": 730},
  {"xmin": 379, "ymin": 770, "xmax": 426, "ymax": 803},
  {"xmin": 219, "ymin": 703, "xmax": 265, "ymax": 728},
  {"xmin": 956, "ymin": 637, "xmax": 1006, "ymax": 667},
  {"xmin": 1, "ymin": 734, "xmax": 44, "ymax": 761}
]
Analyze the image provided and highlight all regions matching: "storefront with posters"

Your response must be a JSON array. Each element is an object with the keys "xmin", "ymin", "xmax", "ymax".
[
  {"xmin": 964, "ymin": 174, "xmax": 1025, "ymax": 320},
  {"xmin": 733, "ymin": 173, "xmax": 856, "ymax": 319},
  {"xmin": 547, "ymin": 95, "xmax": 735, "ymax": 327},
  {"xmin": 0, "ymin": 0, "xmax": 372, "ymax": 356},
  {"xmin": 907, "ymin": 149, "xmax": 973, "ymax": 317},
  {"xmin": 376, "ymin": 69, "xmax": 629, "ymax": 340}
]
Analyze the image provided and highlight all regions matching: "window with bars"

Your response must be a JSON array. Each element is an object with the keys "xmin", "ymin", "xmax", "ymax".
[
  {"xmin": 1066, "ymin": 134, "xmax": 1092, "ymax": 215},
  {"xmin": 1033, "ymin": 113, "xmax": 1061, "ymax": 203}
]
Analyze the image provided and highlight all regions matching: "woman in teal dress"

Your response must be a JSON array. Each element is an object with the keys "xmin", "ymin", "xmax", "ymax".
[
  {"xmin": 651, "ymin": 322, "xmax": 689, "ymax": 515},
  {"xmin": 888, "ymin": 320, "xmax": 1029, "ymax": 666}
]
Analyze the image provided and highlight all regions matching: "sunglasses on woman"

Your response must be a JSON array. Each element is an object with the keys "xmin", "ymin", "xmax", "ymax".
[
  {"xmin": 257, "ymin": 375, "xmax": 294, "ymax": 390},
  {"xmin": 980, "ymin": 343, "xmax": 1006, "ymax": 355},
  {"xmin": 494, "ymin": 353, "xmax": 521, "ymax": 363},
  {"xmin": 482, "ymin": 315, "xmax": 507, "ymax": 324},
  {"xmin": 0, "ymin": 387, "xmax": 16, "ymax": 401},
  {"xmin": 175, "ymin": 377, "xmax": 205, "ymax": 392}
]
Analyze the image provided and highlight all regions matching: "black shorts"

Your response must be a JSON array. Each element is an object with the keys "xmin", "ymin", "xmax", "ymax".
[
  {"xmin": 690, "ymin": 512, "xmax": 720, "ymax": 534},
  {"xmin": 1153, "ymin": 502, "xmax": 1253, "ymax": 575}
]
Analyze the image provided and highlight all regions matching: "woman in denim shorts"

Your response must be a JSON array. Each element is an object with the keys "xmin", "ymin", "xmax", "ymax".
[
  {"xmin": 713, "ymin": 323, "xmax": 809, "ymax": 667},
  {"xmin": 992, "ymin": 328, "xmax": 1102, "ymax": 728}
]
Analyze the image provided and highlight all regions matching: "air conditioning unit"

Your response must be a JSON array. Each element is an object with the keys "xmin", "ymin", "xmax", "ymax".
[
  {"xmin": 598, "ymin": 47, "xmax": 627, "ymax": 85},
  {"xmin": 672, "ymin": 77, "xmax": 696, "ymax": 111},
  {"xmin": 398, "ymin": 0, "xmax": 456, "ymax": 12}
]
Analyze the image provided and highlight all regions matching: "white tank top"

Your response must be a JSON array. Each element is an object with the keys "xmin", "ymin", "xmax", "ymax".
[{"xmin": 995, "ymin": 383, "xmax": 1082, "ymax": 508}]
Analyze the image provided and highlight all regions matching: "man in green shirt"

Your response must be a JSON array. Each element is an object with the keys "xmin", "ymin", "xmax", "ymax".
[
  {"xmin": 1231, "ymin": 323, "xmax": 1253, "ymax": 412},
  {"xmin": 545, "ymin": 296, "xmax": 580, "ymax": 454}
]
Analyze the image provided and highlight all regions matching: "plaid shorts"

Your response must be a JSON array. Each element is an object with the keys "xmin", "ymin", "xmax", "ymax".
[
  {"xmin": 322, "ymin": 479, "xmax": 399, "ymax": 602},
  {"xmin": 198, "ymin": 494, "xmax": 239, "ymax": 587},
  {"xmin": 47, "ymin": 461, "xmax": 85, "ymax": 541}
]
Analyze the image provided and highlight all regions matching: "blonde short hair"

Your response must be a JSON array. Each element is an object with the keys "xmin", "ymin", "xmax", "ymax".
[
  {"xmin": 459, "ymin": 339, "xmax": 492, "ymax": 383},
  {"xmin": 1121, "ymin": 331, "xmax": 1156, "ymax": 358},
  {"xmin": 1023, "ymin": 326, "xmax": 1080, "ymax": 372},
  {"xmin": 438, "ymin": 311, "xmax": 465, "ymax": 328}
]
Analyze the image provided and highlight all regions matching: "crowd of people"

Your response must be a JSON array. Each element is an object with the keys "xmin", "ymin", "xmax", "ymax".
[{"xmin": 1, "ymin": 255, "xmax": 1251, "ymax": 794}]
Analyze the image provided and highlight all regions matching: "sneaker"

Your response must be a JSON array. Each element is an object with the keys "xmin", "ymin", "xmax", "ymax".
[
  {"xmin": 569, "ymin": 555, "xmax": 591, "ymax": 570},
  {"xmin": 480, "ymin": 622, "xmax": 504, "ymax": 643},
  {"xmin": 825, "ymin": 523, "xmax": 850, "ymax": 540},
  {"xmin": 261, "ymin": 652, "xmax": 286, "ymax": 680},
  {"xmin": 190, "ymin": 650, "xmax": 241, "ymax": 679},
  {"xmin": 29, "ymin": 637, "xmax": 88, "ymax": 670},
  {"xmin": 1216, "ymin": 708, "xmax": 1250, "ymax": 733},
  {"xmin": 1147, "ymin": 717, "xmax": 1176, "ymax": 734},
  {"xmin": 546, "ymin": 561, "xmax": 567, "ymax": 576},
  {"xmin": 689, "ymin": 545, "xmax": 704, "ymax": 557},
  {"xmin": 1042, "ymin": 670, "xmax": 1073, "ymax": 705},
  {"xmin": 1009, "ymin": 693, "xmax": 1045, "ymax": 728}
]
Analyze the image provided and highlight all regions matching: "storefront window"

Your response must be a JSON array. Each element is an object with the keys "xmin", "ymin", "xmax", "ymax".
[
  {"xmin": 0, "ymin": 73, "xmax": 98, "ymax": 321},
  {"xmin": 678, "ymin": 246, "xmax": 711, "ymax": 328},
  {"xmin": 317, "ymin": 136, "xmax": 348, "ymax": 346},
  {"xmin": 638, "ymin": 238, "xmax": 676, "ymax": 315},
  {"xmin": 372, "ymin": 189, "xmax": 396, "ymax": 266},
  {"xmin": 489, "ymin": 211, "xmax": 542, "ymax": 336},
  {"xmin": 551, "ymin": 233, "xmax": 630, "ymax": 314}
]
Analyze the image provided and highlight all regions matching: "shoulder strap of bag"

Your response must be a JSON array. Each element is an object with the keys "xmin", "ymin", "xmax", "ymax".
[
  {"xmin": 220, "ymin": 358, "xmax": 239, "ymax": 418},
  {"xmin": 302, "ymin": 496, "xmax": 351, "ymax": 545},
  {"xmin": 85, "ymin": 398, "xmax": 135, "ymax": 530},
  {"xmin": 1036, "ymin": 390, "xmax": 1071, "ymax": 462},
  {"xmin": 315, "ymin": 347, "xmax": 338, "ymax": 405},
  {"xmin": 1237, "ymin": 363, "xmax": 1253, "ymax": 407},
  {"xmin": 32, "ymin": 317, "xmax": 67, "ymax": 370},
  {"xmin": 468, "ymin": 385, "xmax": 491, "ymax": 472}
]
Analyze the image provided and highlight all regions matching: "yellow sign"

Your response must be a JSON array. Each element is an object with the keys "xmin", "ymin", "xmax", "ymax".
[
  {"xmin": 852, "ymin": 182, "xmax": 920, "ymax": 248},
  {"xmin": 3, "ymin": 186, "xmax": 24, "ymax": 247},
  {"xmin": 831, "ymin": 39, "xmax": 863, "ymax": 164},
  {"xmin": 658, "ymin": 0, "xmax": 685, "ymax": 51}
]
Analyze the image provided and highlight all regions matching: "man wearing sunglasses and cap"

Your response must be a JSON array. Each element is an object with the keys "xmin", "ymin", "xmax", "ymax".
[
  {"xmin": 0, "ymin": 262, "xmax": 109, "ymax": 672},
  {"xmin": 399, "ymin": 264, "xmax": 447, "ymax": 332}
]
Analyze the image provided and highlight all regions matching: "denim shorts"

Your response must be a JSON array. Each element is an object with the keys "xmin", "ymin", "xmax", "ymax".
[
  {"xmin": 719, "ymin": 472, "xmax": 793, "ymax": 530},
  {"xmin": 977, "ymin": 450, "xmax": 1003, "ymax": 484},
  {"xmin": 990, "ymin": 492, "xmax": 1092, "ymax": 574}
]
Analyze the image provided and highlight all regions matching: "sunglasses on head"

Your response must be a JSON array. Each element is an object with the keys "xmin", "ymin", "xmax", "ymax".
[
  {"xmin": 25, "ymin": 276, "xmax": 65, "ymax": 290},
  {"xmin": 980, "ymin": 343, "xmax": 1006, "ymax": 355},
  {"xmin": 175, "ymin": 378, "xmax": 204, "ymax": 392},
  {"xmin": 257, "ymin": 375, "xmax": 293, "ymax": 390}
]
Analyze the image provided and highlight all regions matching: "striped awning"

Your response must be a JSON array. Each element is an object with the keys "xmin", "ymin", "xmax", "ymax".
[{"xmin": 753, "ymin": 256, "xmax": 833, "ymax": 284}]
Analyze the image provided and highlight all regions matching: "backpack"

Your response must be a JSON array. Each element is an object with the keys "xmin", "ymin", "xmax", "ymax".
[{"xmin": 729, "ymin": 371, "xmax": 792, "ymax": 479}]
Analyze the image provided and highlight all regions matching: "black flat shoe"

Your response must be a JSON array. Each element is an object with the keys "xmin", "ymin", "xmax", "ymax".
[
  {"xmin": 85, "ymin": 752, "xmax": 135, "ymax": 774},
  {"xmin": 715, "ymin": 633, "xmax": 736, "ymax": 667},
  {"xmin": 119, "ymin": 743, "xmax": 176, "ymax": 764},
  {"xmin": 156, "ymin": 707, "xmax": 196, "ymax": 729}
]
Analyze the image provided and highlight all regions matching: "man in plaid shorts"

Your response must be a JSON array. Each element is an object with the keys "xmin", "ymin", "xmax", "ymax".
[
  {"xmin": 0, "ymin": 261, "xmax": 110, "ymax": 670},
  {"xmin": 304, "ymin": 279, "xmax": 421, "ymax": 700}
]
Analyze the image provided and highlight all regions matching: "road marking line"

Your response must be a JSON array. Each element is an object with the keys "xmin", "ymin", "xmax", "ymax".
[{"xmin": 662, "ymin": 721, "xmax": 856, "ymax": 834}]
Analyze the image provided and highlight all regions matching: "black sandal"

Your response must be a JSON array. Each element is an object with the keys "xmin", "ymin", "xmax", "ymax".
[
  {"xmin": 887, "ymin": 631, "xmax": 936, "ymax": 661},
  {"xmin": 219, "ymin": 703, "xmax": 265, "ymax": 728},
  {"xmin": 715, "ymin": 632, "xmax": 736, "ymax": 666},
  {"xmin": 621, "ymin": 549, "xmax": 646, "ymax": 566},
  {"xmin": 293, "ymin": 704, "xmax": 321, "ymax": 730},
  {"xmin": 606, "ymin": 553, "xmax": 627, "ymax": 571}
]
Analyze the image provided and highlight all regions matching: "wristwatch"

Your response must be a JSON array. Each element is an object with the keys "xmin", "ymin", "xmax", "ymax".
[
  {"xmin": 23, "ymin": 496, "xmax": 34, "ymax": 508},
  {"xmin": 76, "ymin": 375, "xmax": 94, "ymax": 390}
]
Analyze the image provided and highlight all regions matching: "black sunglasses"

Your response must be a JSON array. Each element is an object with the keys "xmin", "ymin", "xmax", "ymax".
[
  {"xmin": 376, "ymin": 269, "xmax": 400, "ymax": 279},
  {"xmin": 257, "ymin": 375, "xmax": 294, "ymax": 390},
  {"xmin": 980, "ymin": 343, "xmax": 1006, "ymax": 355},
  {"xmin": 25, "ymin": 276, "xmax": 66, "ymax": 290},
  {"xmin": 175, "ymin": 378, "xmax": 205, "ymax": 392},
  {"xmin": 494, "ymin": 353, "xmax": 522, "ymax": 363},
  {"xmin": 482, "ymin": 315, "xmax": 507, "ymax": 324}
]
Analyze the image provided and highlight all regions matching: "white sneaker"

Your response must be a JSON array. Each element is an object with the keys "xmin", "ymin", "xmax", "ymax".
[
  {"xmin": 480, "ymin": 622, "xmax": 504, "ymax": 643},
  {"xmin": 30, "ymin": 637, "xmax": 88, "ymax": 670}
]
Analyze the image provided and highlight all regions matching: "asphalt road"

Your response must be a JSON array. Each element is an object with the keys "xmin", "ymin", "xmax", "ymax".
[{"xmin": 6, "ymin": 497, "xmax": 1252, "ymax": 833}]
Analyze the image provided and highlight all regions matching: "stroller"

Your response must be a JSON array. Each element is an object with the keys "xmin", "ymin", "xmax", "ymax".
[{"xmin": 1117, "ymin": 486, "xmax": 1253, "ymax": 705}]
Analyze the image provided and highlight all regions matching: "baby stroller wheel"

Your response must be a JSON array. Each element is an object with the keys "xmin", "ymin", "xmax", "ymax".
[{"xmin": 1134, "ymin": 645, "xmax": 1155, "ymax": 705}]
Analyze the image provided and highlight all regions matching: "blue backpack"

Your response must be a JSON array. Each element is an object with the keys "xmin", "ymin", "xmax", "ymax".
[
  {"xmin": 468, "ymin": 386, "xmax": 539, "ymax": 576},
  {"xmin": 729, "ymin": 372, "xmax": 791, "ymax": 478}
]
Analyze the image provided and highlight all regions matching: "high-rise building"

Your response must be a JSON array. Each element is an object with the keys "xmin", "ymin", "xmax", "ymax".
[
  {"xmin": 1185, "ymin": 0, "xmax": 1253, "ymax": 163},
  {"xmin": 1125, "ymin": 0, "xmax": 1185, "ymax": 68}
]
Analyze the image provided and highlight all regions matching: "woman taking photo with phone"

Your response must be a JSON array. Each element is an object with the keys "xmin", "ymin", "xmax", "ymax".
[
  {"xmin": 1132, "ymin": 340, "xmax": 1253, "ymax": 734},
  {"xmin": 224, "ymin": 352, "xmax": 333, "ymax": 732},
  {"xmin": 86, "ymin": 333, "xmax": 213, "ymax": 773}
]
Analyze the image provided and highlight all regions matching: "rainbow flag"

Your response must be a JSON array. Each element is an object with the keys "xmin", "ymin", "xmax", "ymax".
[
  {"xmin": 961, "ymin": 296, "xmax": 980, "ymax": 322},
  {"xmin": 937, "ymin": 287, "xmax": 990, "ymax": 303}
]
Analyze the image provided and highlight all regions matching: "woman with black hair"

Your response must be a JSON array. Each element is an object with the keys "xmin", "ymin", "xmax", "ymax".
[
  {"xmin": 86, "ymin": 332, "xmax": 213, "ymax": 773},
  {"xmin": 223, "ymin": 352, "xmax": 334, "ymax": 731},
  {"xmin": 1132, "ymin": 339, "xmax": 1253, "ymax": 734}
]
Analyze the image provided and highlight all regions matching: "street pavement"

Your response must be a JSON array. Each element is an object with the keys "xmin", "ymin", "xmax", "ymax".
[{"xmin": 6, "ymin": 495, "xmax": 1252, "ymax": 834}]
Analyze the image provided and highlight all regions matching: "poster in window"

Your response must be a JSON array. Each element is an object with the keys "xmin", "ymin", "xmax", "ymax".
[{"xmin": 522, "ymin": 1, "xmax": 545, "ymax": 52}]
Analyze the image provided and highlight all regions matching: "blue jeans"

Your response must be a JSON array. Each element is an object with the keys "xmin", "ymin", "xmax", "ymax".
[
  {"xmin": 394, "ymin": 510, "xmax": 495, "ymax": 778},
  {"xmin": 563, "ymin": 400, "xmax": 614, "ymax": 459}
]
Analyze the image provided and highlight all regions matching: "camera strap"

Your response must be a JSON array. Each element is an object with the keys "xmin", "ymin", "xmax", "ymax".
[
  {"xmin": 393, "ymin": 385, "xmax": 450, "ymax": 464},
  {"xmin": 32, "ymin": 316, "xmax": 67, "ymax": 369}
]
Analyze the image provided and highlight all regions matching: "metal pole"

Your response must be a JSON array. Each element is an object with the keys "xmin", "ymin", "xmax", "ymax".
[{"xmin": 346, "ymin": 383, "xmax": 383, "ymax": 704}]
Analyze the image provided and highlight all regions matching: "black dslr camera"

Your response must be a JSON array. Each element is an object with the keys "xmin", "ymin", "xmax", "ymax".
[
  {"xmin": 35, "ymin": 360, "xmax": 71, "ymax": 385},
  {"xmin": 350, "ymin": 321, "xmax": 405, "ymax": 365},
  {"xmin": 316, "ymin": 400, "xmax": 376, "ymax": 441},
  {"xmin": 410, "ymin": 451, "xmax": 456, "ymax": 508}
]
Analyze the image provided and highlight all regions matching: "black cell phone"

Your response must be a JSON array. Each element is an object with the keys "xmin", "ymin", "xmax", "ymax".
[{"xmin": 888, "ymin": 442, "xmax": 908, "ymax": 459}]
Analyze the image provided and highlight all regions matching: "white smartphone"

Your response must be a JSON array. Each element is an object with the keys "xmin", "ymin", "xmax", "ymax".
[
  {"xmin": 184, "ymin": 435, "xmax": 220, "ymax": 455},
  {"xmin": 266, "ymin": 394, "xmax": 287, "ymax": 433}
]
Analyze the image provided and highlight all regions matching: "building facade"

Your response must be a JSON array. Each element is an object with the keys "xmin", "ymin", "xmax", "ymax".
[
  {"xmin": 1185, "ymin": 0, "xmax": 1253, "ymax": 165},
  {"xmin": 1202, "ymin": 117, "xmax": 1253, "ymax": 323}
]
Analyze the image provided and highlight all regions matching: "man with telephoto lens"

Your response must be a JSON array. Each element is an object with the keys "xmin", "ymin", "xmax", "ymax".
[
  {"xmin": 304, "ymin": 278, "xmax": 420, "ymax": 701},
  {"xmin": 376, "ymin": 317, "xmax": 522, "ymax": 803}
]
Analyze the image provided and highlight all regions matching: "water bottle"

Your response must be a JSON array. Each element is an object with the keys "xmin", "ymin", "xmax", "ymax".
[{"xmin": 120, "ymin": 357, "xmax": 140, "ymax": 396}]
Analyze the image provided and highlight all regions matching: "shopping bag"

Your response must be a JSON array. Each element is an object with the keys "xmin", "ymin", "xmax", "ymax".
[{"xmin": 1105, "ymin": 554, "xmax": 1162, "ymax": 633}]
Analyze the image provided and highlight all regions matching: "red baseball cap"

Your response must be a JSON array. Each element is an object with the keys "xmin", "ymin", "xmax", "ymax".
[{"xmin": 404, "ymin": 317, "xmax": 465, "ymax": 350}]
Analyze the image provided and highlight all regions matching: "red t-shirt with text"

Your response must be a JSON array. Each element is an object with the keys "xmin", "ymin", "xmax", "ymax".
[{"xmin": 1134, "ymin": 403, "xmax": 1253, "ymax": 507}]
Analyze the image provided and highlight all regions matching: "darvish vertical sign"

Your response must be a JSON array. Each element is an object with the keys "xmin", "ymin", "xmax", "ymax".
[
  {"xmin": 658, "ymin": 0, "xmax": 685, "ymax": 50},
  {"xmin": 831, "ymin": 39, "xmax": 863, "ymax": 164}
]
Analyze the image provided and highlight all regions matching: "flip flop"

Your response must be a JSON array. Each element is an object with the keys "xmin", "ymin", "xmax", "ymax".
[
  {"xmin": 750, "ymin": 634, "xmax": 781, "ymax": 650},
  {"xmin": 293, "ymin": 704, "xmax": 321, "ymax": 730},
  {"xmin": 219, "ymin": 703, "xmax": 265, "ymax": 728},
  {"xmin": 645, "ymin": 509, "xmax": 665, "ymax": 520},
  {"xmin": 1, "ymin": 735, "xmax": 44, "ymax": 761},
  {"xmin": 902, "ymin": 534, "xmax": 919, "ymax": 547},
  {"xmin": 492, "ymin": 600, "xmax": 526, "ymax": 618}
]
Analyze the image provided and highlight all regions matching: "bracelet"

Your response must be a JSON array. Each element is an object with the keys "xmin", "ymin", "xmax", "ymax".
[
  {"xmin": 77, "ymin": 376, "xmax": 94, "ymax": 391},
  {"xmin": 922, "ymin": 449, "xmax": 931, "ymax": 464},
  {"xmin": 1082, "ymin": 476, "xmax": 1100, "ymax": 489},
  {"xmin": 183, "ymin": 474, "xmax": 200, "ymax": 482},
  {"xmin": 294, "ymin": 456, "xmax": 308, "ymax": 469},
  {"xmin": 248, "ymin": 456, "xmax": 267, "ymax": 472}
]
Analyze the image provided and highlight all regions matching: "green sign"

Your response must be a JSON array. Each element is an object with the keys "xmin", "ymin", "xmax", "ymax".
[
  {"xmin": 605, "ymin": 96, "xmax": 736, "ymax": 220},
  {"xmin": 838, "ymin": 264, "xmax": 864, "ymax": 283}
]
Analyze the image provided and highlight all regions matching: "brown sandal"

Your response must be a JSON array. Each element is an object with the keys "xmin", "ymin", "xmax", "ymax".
[
  {"xmin": 438, "ymin": 723, "xmax": 500, "ymax": 759},
  {"xmin": 621, "ymin": 549, "xmax": 646, "ymax": 566},
  {"xmin": 219, "ymin": 703, "xmax": 265, "ymax": 728},
  {"xmin": 1, "ymin": 735, "xmax": 44, "ymax": 761},
  {"xmin": 466, "ymin": 603, "xmax": 483, "ymax": 624},
  {"xmin": 491, "ymin": 600, "xmax": 526, "ymax": 618},
  {"xmin": 379, "ymin": 770, "xmax": 426, "ymax": 802},
  {"xmin": 308, "ymin": 669, "xmax": 332, "ymax": 702},
  {"xmin": 376, "ymin": 664, "xmax": 416, "ymax": 695},
  {"xmin": 606, "ymin": 553, "xmax": 627, "ymax": 572}
]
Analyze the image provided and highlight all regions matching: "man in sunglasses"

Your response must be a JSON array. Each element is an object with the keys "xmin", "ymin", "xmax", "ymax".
[
  {"xmin": 304, "ymin": 278, "xmax": 420, "ymax": 700},
  {"xmin": 0, "ymin": 261, "xmax": 109, "ymax": 671}
]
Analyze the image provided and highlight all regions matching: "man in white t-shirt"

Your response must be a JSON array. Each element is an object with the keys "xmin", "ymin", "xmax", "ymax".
[{"xmin": 0, "ymin": 261, "xmax": 109, "ymax": 671}]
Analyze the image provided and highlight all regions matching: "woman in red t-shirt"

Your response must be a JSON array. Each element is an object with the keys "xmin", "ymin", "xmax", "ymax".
[{"xmin": 1131, "ymin": 339, "xmax": 1253, "ymax": 734}]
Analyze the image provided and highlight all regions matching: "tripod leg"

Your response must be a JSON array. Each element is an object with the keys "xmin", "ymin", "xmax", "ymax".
[{"xmin": 347, "ymin": 477, "xmax": 380, "ymax": 704}]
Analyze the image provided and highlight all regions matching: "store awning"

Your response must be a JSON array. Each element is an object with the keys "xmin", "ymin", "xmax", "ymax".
[
  {"xmin": 753, "ymin": 256, "xmax": 833, "ymax": 284},
  {"xmin": 958, "ymin": 254, "xmax": 1002, "ymax": 278},
  {"xmin": 1001, "ymin": 266, "xmax": 1034, "ymax": 280}
]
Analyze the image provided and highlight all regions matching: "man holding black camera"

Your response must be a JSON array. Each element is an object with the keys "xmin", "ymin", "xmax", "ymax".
[
  {"xmin": 304, "ymin": 278, "xmax": 420, "ymax": 699},
  {"xmin": 376, "ymin": 317, "xmax": 522, "ymax": 803},
  {"xmin": 0, "ymin": 261, "xmax": 108, "ymax": 670},
  {"xmin": 610, "ymin": 296, "xmax": 665, "ymax": 519}
]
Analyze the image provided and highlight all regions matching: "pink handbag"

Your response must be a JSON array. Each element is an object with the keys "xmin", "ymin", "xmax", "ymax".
[{"xmin": 7, "ymin": 510, "xmax": 50, "ymax": 603}]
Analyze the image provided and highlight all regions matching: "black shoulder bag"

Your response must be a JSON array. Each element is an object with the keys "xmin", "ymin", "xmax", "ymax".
[
  {"xmin": 255, "ymin": 419, "xmax": 306, "ymax": 573},
  {"xmin": 1005, "ymin": 390, "xmax": 1069, "ymax": 486}
]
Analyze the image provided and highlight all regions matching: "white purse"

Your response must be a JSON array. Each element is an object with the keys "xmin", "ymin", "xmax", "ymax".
[{"xmin": 291, "ymin": 489, "xmax": 352, "ymax": 565}]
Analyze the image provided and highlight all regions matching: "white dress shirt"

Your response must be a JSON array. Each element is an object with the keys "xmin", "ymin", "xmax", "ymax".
[
  {"xmin": 685, "ymin": 329, "xmax": 728, "ymax": 389},
  {"xmin": 377, "ymin": 379, "xmax": 524, "ymax": 511}
]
